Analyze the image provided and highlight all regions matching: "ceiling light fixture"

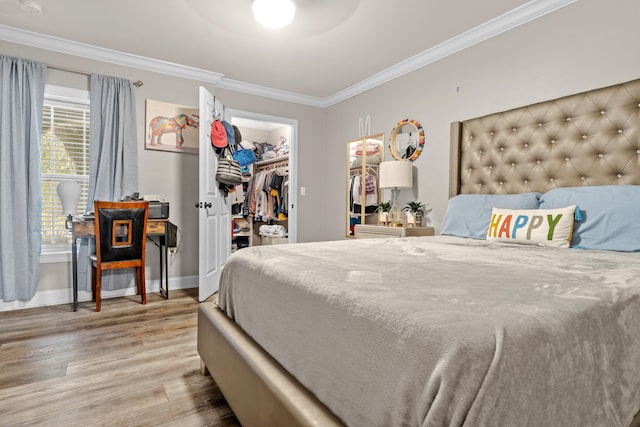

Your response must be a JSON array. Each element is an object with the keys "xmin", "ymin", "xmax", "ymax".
[{"xmin": 252, "ymin": 0, "xmax": 295, "ymax": 29}]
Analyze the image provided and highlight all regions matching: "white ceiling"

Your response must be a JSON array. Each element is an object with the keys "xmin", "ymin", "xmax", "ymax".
[{"xmin": 0, "ymin": 0, "xmax": 577, "ymax": 106}]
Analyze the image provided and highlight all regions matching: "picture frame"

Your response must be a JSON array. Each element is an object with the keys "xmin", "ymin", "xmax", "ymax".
[{"xmin": 145, "ymin": 99, "xmax": 199, "ymax": 154}]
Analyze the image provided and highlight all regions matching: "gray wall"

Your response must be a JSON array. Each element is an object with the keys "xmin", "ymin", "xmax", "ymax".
[
  {"xmin": 0, "ymin": 42, "xmax": 326, "ymax": 296},
  {"xmin": 1, "ymin": 0, "xmax": 638, "ymax": 299},
  {"xmin": 324, "ymin": 0, "xmax": 640, "ymax": 240}
]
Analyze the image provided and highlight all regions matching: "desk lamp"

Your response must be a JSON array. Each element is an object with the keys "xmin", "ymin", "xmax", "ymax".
[
  {"xmin": 379, "ymin": 160, "xmax": 413, "ymax": 226},
  {"xmin": 57, "ymin": 181, "xmax": 81, "ymax": 229}
]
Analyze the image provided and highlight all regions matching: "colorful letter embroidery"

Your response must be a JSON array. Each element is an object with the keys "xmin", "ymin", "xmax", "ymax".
[
  {"xmin": 526, "ymin": 216, "xmax": 543, "ymax": 240},
  {"xmin": 489, "ymin": 213, "xmax": 564, "ymax": 241},
  {"xmin": 486, "ymin": 206, "xmax": 574, "ymax": 248},
  {"xmin": 512, "ymin": 215, "xmax": 529, "ymax": 238},
  {"xmin": 498, "ymin": 215, "xmax": 512, "ymax": 238},
  {"xmin": 546, "ymin": 214, "xmax": 562, "ymax": 240},
  {"xmin": 488, "ymin": 214, "xmax": 502, "ymax": 238}
]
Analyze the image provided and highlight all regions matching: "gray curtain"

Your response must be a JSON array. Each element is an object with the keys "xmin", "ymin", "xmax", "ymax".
[
  {"xmin": 87, "ymin": 74, "xmax": 138, "ymax": 205},
  {"xmin": 78, "ymin": 74, "xmax": 138, "ymax": 292},
  {"xmin": 0, "ymin": 55, "xmax": 47, "ymax": 301}
]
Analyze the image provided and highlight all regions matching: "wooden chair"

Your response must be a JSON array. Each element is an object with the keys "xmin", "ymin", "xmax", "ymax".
[{"xmin": 91, "ymin": 200, "xmax": 149, "ymax": 312}]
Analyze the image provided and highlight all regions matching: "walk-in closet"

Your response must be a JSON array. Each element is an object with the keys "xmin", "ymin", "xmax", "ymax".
[{"xmin": 230, "ymin": 115, "xmax": 292, "ymax": 251}]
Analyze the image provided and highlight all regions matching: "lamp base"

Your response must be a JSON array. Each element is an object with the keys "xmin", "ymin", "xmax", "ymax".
[
  {"xmin": 65, "ymin": 214, "xmax": 73, "ymax": 230},
  {"xmin": 389, "ymin": 188, "xmax": 403, "ymax": 227}
]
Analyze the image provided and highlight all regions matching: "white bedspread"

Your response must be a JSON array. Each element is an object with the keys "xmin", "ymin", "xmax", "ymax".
[{"xmin": 218, "ymin": 236, "xmax": 640, "ymax": 426}]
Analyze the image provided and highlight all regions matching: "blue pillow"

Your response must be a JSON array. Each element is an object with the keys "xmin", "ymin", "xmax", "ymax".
[
  {"xmin": 441, "ymin": 193, "xmax": 541, "ymax": 239},
  {"xmin": 539, "ymin": 185, "xmax": 640, "ymax": 252}
]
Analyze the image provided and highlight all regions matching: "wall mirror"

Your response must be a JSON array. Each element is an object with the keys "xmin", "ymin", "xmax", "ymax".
[
  {"xmin": 389, "ymin": 119, "xmax": 425, "ymax": 162},
  {"xmin": 346, "ymin": 133, "xmax": 384, "ymax": 238}
]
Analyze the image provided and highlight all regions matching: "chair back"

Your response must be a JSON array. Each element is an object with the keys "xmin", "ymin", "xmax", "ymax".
[{"xmin": 94, "ymin": 201, "xmax": 149, "ymax": 264}]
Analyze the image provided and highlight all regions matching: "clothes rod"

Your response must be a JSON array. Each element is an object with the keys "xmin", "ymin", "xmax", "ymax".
[
  {"xmin": 255, "ymin": 157, "xmax": 289, "ymax": 170},
  {"xmin": 48, "ymin": 65, "xmax": 144, "ymax": 87}
]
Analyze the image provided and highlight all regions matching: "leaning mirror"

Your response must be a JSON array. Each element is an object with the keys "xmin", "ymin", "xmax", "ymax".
[
  {"xmin": 389, "ymin": 119, "xmax": 425, "ymax": 162},
  {"xmin": 346, "ymin": 133, "xmax": 384, "ymax": 238}
]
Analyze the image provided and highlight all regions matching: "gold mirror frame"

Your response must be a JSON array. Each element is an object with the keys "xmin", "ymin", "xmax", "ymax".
[{"xmin": 389, "ymin": 119, "xmax": 425, "ymax": 162}]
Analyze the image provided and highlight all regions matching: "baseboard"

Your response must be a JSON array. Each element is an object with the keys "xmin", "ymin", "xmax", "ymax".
[{"xmin": 0, "ymin": 275, "xmax": 198, "ymax": 312}]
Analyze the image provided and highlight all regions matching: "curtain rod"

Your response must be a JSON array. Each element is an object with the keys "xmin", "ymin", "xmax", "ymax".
[{"xmin": 47, "ymin": 65, "xmax": 144, "ymax": 87}]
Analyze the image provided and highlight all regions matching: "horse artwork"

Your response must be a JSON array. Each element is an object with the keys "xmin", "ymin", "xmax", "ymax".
[{"xmin": 145, "ymin": 100, "xmax": 200, "ymax": 154}]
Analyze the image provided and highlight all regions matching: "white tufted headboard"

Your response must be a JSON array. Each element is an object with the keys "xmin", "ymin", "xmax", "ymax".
[{"xmin": 449, "ymin": 79, "xmax": 640, "ymax": 198}]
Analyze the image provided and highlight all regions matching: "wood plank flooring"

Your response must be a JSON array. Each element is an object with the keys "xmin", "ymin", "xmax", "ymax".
[{"xmin": 0, "ymin": 289, "xmax": 240, "ymax": 427}]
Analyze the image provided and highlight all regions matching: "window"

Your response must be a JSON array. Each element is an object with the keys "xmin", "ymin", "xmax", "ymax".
[{"xmin": 41, "ymin": 85, "xmax": 90, "ymax": 252}]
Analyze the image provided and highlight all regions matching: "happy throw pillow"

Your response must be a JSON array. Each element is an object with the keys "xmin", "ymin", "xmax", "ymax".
[{"xmin": 486, "ymin": 206, "xmax": 576, "ymax": 248}]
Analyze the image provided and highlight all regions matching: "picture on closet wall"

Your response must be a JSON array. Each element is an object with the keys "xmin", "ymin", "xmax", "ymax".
[{"xmin": 145, "ymin": 99, "xmax": 199, "ymax": 154}]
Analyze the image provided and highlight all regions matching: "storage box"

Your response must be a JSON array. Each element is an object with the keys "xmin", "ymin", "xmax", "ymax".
[{"xmin": 261, "ymin": 236, "xmax": 288, "ymax": 245}]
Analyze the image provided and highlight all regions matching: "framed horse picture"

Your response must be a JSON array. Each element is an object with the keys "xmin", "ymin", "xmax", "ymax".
[{"xmin": 145, "ymin": 99, "xmax": 199, "ymax": 154}]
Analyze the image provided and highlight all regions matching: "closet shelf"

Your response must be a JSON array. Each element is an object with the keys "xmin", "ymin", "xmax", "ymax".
[{"xmin": 255, "ymin": 156, "xmax": 289, "ymax": 168}]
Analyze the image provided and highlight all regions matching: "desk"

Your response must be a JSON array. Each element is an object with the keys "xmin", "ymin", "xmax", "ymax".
[{"xmin": 71, "ymin": 218, "xmax": 174, "ymax": 311}]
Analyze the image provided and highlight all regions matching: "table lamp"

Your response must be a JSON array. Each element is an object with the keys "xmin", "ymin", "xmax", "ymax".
[
  {"xmin": 379, "ymin": 160, "xmax": 413, "ymax": 226},
  {"xmin": 57, "ymin": 181, "xmax": 81, "ymax": 229}
]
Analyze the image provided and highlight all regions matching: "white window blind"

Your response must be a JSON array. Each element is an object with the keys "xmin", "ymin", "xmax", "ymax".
[{"xmin": 41, "ymin": 86, "xmax": 90, "ymax": 248}]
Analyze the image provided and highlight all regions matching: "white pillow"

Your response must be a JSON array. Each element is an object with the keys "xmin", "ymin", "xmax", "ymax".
[{"xmin": 486, "ymin": 206, "xmax": 576, "ymax": 248}]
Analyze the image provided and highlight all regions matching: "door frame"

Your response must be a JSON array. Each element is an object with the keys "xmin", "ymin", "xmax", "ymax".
[{"xmin": 227, "ymin": 109, "xmax": 298, "ymax": 243}]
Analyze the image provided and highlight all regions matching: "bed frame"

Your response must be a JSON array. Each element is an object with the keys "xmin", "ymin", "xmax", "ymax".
[
  {"xmin": 198, "ymin": 78, "xmax": 640, "ymax": 427},
  {"xmin": 198, "ymin": 299, "xmax": 343, "ymax": 427}
]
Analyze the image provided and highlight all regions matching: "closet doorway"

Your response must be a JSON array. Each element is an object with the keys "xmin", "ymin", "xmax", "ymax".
[{"xmin": 228, "ymin": 109, "xmax": 298, "ymax": 249}]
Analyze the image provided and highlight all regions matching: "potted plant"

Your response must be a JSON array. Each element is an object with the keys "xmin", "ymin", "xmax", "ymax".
[
  {"xmin": 403, "ymin": 201, "xmax": 430, "ymax": 226},
  {"xmin": 376, "ymin": 201, "xmax": 391, "ymax": 225}
]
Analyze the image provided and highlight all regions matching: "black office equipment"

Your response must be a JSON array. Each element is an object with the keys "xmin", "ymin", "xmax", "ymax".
[
  {"xmin": 148, "ymin": 201, "xmax": 169, "ymax": 219},
  {"xmin": 166, "ymin": 221, "xmax": 178, "ymax": 248}
]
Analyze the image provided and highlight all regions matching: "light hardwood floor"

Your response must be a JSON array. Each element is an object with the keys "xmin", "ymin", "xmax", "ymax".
[{"xmin": 0, "ymin": 288, "xmax": 240, "ymax": 427}]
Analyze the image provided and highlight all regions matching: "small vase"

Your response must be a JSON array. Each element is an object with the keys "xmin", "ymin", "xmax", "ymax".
[
  {"xmin": 378, "ymin": 212, "xmax": 389, "ymax": 225},
  {"xmin": 405, "ymin": 212, "xmax": 416, "ymax": 227},
  {"xmin": 415, "ymin": 211, "xmax": 423, "ymax": 226}
]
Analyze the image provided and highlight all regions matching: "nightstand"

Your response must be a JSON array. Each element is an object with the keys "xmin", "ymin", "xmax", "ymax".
[{"xmin": 353, "ymin": 224, "xmax": 435, "ymax": 239}]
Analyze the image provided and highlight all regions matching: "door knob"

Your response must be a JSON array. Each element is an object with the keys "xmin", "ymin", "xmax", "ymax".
[
  {"xmin": 204, "ymin": 202, "xmax": 212, "ymax": 208},
  {"xmin": 194, "ymin": 202, "xmax": 202, "ymax": 208}
]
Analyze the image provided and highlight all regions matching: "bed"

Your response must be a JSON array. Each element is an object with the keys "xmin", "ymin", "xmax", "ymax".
[{"xmin": 198, "ymin": 78, "xmax": 640, "ymax": 426}]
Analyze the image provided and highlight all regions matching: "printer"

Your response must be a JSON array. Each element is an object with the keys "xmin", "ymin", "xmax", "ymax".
[
  {"xmin": 149, "ymin": 201, "xmax": 169, "ymax": 219},
  {"xmin": 123, "ymin": 193, "xmax": 169, "ymax": 219}
]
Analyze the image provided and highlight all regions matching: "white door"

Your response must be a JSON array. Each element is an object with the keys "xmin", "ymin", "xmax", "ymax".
[{"xmin": 198, "ymin": 86, "xmax": 231, "ymax": 301}]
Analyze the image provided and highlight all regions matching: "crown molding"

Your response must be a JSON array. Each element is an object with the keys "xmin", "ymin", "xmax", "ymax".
[
  {"xmin": 217, "ymin": 77, "xmax": 326, "ymax": 107},
  {"xmin": 0, "ymin": 0, "xmax": 576, "ymax": 108},
  {"xmin": 324, "ymin": 0, "xmax": 578, "ymax": 106},
  {"xmin": 0, "ymin": 24, "xmax": 224, "ymax": 85}
]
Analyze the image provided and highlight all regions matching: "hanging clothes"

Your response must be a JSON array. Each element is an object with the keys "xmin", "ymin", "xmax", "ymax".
[
  {"xmin": 248, "ymin": 164, "xmax": 289, "ymax": 222},
  {"xmin": 230, "ymin": 181, "xmax": 245, "ymax": 215},
  {"xmin": 350, "ymin": 172, "xmax": 378, "ymax": 215}
]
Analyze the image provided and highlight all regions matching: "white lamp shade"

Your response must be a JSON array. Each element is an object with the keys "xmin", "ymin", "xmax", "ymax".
[
  {"xmin": 379, "ymin": 161, "xmax": 413, "ymax": 189},
  {"xmin": 252, "ymin": 0, "xmax": 295, "ymax": 28},
  {"xmin": 57, "ymin": 181, "xmax": 81, "ymax": 216}
]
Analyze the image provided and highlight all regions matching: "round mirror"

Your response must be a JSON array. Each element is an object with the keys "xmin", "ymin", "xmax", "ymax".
[{"xmin": 389, "ymin": 119, "xmax": 425, "ymax": 162}]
